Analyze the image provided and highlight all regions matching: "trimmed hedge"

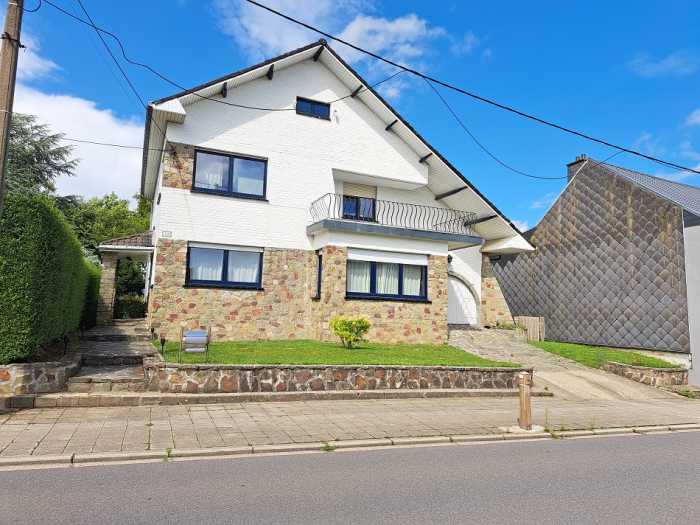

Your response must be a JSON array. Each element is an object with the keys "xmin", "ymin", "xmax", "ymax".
[
  {"xmin": 81, "ymin": 262, "xmax": 101, "ymax": 329},
  {"xmin": 0, "ymin": 195, "xmax": 98, "ymax": 364}
]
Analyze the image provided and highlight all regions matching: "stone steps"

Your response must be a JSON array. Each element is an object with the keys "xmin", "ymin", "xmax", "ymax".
[{"xmin": 67, "ymin": 365, "xmax": 146, "ymax": 393}]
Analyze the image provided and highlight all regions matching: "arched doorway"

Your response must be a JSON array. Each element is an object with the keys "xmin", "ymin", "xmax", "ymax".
[{"xmin": 448, "ymin": 275, "xmax": 478, "ymax": 325}]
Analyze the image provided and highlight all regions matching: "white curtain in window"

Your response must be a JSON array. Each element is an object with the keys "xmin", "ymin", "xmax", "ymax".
[
  {"xmin": 227, "ymin": 250, "xmax": 260, "ymax": 283},
  {"xmin": 376, "ymin": 263, "xmax": 399, "ymax": 295},
  {"xmin": 347, "ymin": 261, "xmax": 371, "ymax": 293},
  {"xmin": 189, "ymin": 248, "xmax": 223, "ymax": 280},
  {"xmin": 195, "ymin": 153, "xmax": 228, "ymax": 191},
  {"xmin": 403, "ymin": 265, "xmax": 423, "ymax": 296}
]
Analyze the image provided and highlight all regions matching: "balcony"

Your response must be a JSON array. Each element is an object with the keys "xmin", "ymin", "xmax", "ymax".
[{"xmin": 307, "ymin": 193, "xmax": 482, "ymax": 248}]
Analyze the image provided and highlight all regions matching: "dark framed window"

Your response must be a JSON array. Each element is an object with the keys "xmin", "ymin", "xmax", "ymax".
[
  {"xmin": 314, "ymin": 251, "xmax": 323, "ymax": 299},
  {"xmin": 192, "ymin": 150, "xmax": 267, "ymax": 200},
  {"xmin": 342, "ymin": 195, "xmax": 376, "ymax": 221},
  {"xmin": 346, "ymin": 260, "xmax": 427, "ymax": 301},
  {"xmin": 296, "ymin": 97, "xmax": 330, "ymax": 120},
  {"xmin": 186, "ymin": 245, "xmax": 263, "ymax": 289}
]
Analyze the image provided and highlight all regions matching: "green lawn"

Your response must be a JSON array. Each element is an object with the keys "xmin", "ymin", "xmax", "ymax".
[
  {"xmin": 531, "ymin": 341, "xmax": 677, "ymax": 369},
  {"xmin": 156, "ymin": 339, "xmax": 519, "ymax": 367}
]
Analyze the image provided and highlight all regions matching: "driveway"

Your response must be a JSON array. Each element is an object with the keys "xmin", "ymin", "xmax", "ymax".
[{"xmin": 449, "ymin": 328, "xmax": 679, "ymax": 401}]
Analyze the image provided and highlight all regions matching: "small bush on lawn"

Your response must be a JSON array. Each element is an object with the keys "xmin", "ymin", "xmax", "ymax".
[
  {"xmin": 330, "ymin": 316, "xmax": 370, "ymax": 349},
  {"xmin": 115, "ymin": 294, "xmax": 146, "ymax": 319},
  {"xmin": 0, "ymin": 194, "xmax": 94, "ymax": 364}
]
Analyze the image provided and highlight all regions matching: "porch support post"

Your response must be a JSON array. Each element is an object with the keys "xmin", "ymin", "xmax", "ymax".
[{"xmin": 97, "ymin": 252, "xmax": 119, "ymax": 325}]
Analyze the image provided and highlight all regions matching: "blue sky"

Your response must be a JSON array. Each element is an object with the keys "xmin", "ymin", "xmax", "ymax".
[{"xmin": 14, "ymin": 0, "xmax": 700, "ymax": 229}]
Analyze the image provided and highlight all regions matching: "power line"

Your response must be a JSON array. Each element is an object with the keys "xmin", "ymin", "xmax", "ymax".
[
  {"xmin": 424, "ymin": 79, "xmax": 567, "ymax": 181},
  {"xmin": 23, "ymin": 1, "xmax": 42, "ymax": 13},
  {"xmin": 243, "ymin": 0, "xmax": 700, "ymax": 177},
  {"xmin": 59, "ymin": 136, "xmax": 165, "ymax": 151},
  {"xmin": 75, "ymin": 0, "xmax": 146, "ymax": 110},
  {"xmin": 43, "ymin": 0, "xmax": 404, "ymax": 112}
]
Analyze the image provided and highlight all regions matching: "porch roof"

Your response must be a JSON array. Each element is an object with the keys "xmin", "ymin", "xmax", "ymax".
[{"xmin": 98, "ymin": 232, "xmax": 154, "ymax": 255}]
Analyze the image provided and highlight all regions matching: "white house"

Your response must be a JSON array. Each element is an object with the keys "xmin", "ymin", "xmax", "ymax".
[{"xmin": 98, "ymin": 40, "xmax": 533, "ymax": 344}]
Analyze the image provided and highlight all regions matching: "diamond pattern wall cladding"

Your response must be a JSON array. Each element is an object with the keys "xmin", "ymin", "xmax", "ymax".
[{"xmin": 492, "ymin": 164, "xmax": 690, "ymax": 353}]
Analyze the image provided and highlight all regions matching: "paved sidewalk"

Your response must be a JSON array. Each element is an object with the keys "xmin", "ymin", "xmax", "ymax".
[{"xmin": 1, "ymin": 396, "xmax": 698, "ymax": 458}]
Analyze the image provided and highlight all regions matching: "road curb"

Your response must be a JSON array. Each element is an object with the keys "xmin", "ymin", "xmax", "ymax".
[{"xmin": 1, "ymin": 424, "xmax": 699, "ymax": 470}]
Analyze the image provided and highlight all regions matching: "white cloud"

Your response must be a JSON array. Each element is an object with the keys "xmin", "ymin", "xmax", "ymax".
[
  {"xmin": 12, "ymin": 29, "xmax": 59, "ymax": 81},
  {"xmin": 530, "ymin": 192, "xmax": 558, "ymax": 210},
  {"xmin": 655, "ymin": 163, "xmax": 700, "ymax": 184},
  {"xmin": 686, "ymin": 108, "xmax": 700, "ymax": 127},
  {"xmin": 212, "ymin": 0, "xmax": 469, "ymax": 98},
  {"xmin": 13, "ymin": 84, "xmax": 143, "ymax": 200},
  {"xmin": 680, "ymin": 140, "xmax": 700, "ymax": 162},
  {"xmin": 512, "ymin": 219, "xmax": 529, "ymax": 232},
  {"xmin": 449, "ymin": 32, "xmax": 479, "ymax": 56},
  {"xmin": 633, "ymin": 131, "xmax": 666, "ymax": 157},
  {"xmin": 481, "ymin": 48, "xmax": 493, "ymax": 61},
  {"xmin": 627, "ymin": 50, "xmax": 699, "ymax": 78}
]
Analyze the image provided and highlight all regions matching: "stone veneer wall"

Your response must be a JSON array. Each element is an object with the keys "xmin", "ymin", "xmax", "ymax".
[
  {"xmin": 143, "ymin": 357, "xmax": 528, "ymax": 393},
  {"xmin": 96, "ymin": 252, "xmax": 118, "ymax": 325},
  {"xmin": 601, "ymin": 362, "xmax": 688, "ymax": 388},
  {"xmin": 0, "ymin": 355, "xmax": 81, "ymax": 395},
  {"xmin": 161, "ymin": 142, "xmax": 195, "ymax": 190},
  {"xmin": 148, "ymin": 242, "xmax": 449, "ymax": 344},
  {"xmin": 481, "ymin": 254, "xmax": 514, "ymax": 327}
]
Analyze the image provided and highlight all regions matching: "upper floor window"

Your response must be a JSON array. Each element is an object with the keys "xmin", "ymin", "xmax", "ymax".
[
  {"xmin": 186, "ymin": 244, "xmax": 263, "ymax": 289},
  {"xmin": 296, "ymin": 97, "xmax": 330, "ymax": 120},
  {"xmin": 193, "ymin": 150, "xmax": 267, "ymax": 200}
]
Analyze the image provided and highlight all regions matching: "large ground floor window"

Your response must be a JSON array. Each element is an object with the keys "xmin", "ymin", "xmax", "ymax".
[
  {"xmin": 346, "ymin": 258, "xmax": 427, "ymax": 301},
  {"xmin": 186, "ymin": 243, "xmax": 263, "ymax": 289}
]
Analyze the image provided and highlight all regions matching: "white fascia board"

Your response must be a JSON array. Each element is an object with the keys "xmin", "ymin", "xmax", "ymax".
[{"xmin": 481, "ymin": 235, "xmax": 535, "ymax": 254}]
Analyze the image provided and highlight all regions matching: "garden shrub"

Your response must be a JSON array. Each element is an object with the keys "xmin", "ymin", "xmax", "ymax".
[
  {"xmin": 330, "ymin": 316, "xmax": 371, "ymax": 348},
  {"xmin": 115, "ymin": 294, "xmax": 146, "ymax": 319},
  {"xmin": 0, "ymin": 194, "xmax": 92, "ymax": 363}
]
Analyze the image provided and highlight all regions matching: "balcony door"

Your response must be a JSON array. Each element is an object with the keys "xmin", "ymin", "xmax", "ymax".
[{"xmin": 342, "ymin": 183, "xmax": 377, "ymax": 222}]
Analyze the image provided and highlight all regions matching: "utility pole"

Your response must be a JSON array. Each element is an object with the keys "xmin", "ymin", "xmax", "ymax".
[{"xmin": 0, "ymin": 0, "xmax": 24, "ymax": 214}]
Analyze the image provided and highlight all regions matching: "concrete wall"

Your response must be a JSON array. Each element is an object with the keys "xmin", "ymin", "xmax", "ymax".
[{"xmin": 685, "ymin": 222, "xmax": 700, "ymax": 384}]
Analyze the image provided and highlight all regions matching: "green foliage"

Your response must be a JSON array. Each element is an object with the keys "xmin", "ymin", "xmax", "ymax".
[
  {"xmin": 6, "ymin": 113, "xmax": 78, "ymax": 195},
  {"xmin": 116, "ymin": 259, "xmax": 145, "ymax": 296},
  {"xmin": 0, "ymin": 195, "xmax": 93, "ymax": 363},
  {"xmin": 115, "ymin": 295, "xmax": 146, "ymax": 319},
  {"xmin": 55, "ymin": 192, "xmax": 151, "ymax": 256},
  {"xmin": 531, "ymin": 341, "xmax": 677, "ymax": 369},
  {"xmin": 329, "ymin": 316, "xmax": 371, "ymax": 348},
  {"xmin": 81, "ymin": 262, "xmax": 101, "ymax": 329}
]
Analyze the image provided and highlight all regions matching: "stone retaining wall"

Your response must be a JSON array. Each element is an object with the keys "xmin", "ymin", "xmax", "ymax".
[
  {"xmin": 0, "ymin": 355, "xmax": 81, "ymax": 395},
  {"xmin": 143, "ymin": 357, "xmax": 530, "ymax": 394},
  {"xmin": 602, "ymin": 361, "xmax": 688, "ymax": 387}
]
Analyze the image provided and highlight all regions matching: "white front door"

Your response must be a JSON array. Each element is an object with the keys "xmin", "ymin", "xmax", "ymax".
[{"xmin": 448, "ymin": 276, "xmax": 478, "ymax": 325}]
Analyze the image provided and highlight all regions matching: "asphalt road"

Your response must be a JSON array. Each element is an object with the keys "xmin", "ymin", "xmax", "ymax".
[{"xmin": 1, "ymin": 432, "xmax": 699, "ymax": 524}]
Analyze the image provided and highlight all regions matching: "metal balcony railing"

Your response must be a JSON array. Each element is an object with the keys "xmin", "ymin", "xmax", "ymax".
[{"xmin": 309, "ymin": 193, "xmax": 478, "ymax": 236}]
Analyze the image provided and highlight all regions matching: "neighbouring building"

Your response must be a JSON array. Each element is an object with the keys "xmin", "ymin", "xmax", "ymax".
[
  {"xmin": 97, "ymin": 40, "xmax": 533, "ymax": 345},
  {"xmin": 490, "ymin": 156, "xmax": 700, "ymax": 384}
]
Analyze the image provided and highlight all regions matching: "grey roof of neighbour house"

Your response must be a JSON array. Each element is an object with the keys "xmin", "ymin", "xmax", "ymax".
[{"xmin": 597, "ymin": 162, "xmax": 700, "ymax": 218}]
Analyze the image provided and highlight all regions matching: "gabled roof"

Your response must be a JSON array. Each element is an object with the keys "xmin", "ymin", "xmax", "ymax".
[
  {"xmin": 141, "ymin": 39, "xmax": 533, "ymax": 251},
  {"xmin": 597, "ymin": 162, "xmax": 700, "ymax": 218}
]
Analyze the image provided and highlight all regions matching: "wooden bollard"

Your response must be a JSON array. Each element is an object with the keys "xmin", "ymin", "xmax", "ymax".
[{"xmin": 518, "ymin": 372, "xmax": 532, "ymax": 430}]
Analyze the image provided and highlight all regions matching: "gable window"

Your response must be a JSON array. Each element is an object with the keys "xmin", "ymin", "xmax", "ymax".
[
  {"xmin": 186, "ymin": 243, "xmax": 263, "ymax": 289},
  {"xmin": 296, "ymin": 97, "xmax": 330, "ymax": 120},
  {"xmin": 346, "ymin": 249, "xmax": 428, "ymax": 301},
  {"xmin": 193, "ymin": 150, "xmax": 266, "ymax": 199}
]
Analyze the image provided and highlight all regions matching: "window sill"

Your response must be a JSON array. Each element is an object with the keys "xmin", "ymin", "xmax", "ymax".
[
  {"xmin": 191, "ymin": 188, "xmax": 268, "ymax": 202},
  {"xmin": 345, "ymin": 294, "xmax": 431, "ymax": 304},
  {"xmin": 185, "ymin": 282, "xmax": 264, "ymax": 291}
]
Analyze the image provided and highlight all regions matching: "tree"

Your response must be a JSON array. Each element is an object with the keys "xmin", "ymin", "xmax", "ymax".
[
  {"xmin": 5, "ymin": 114, "xmax": 77, "ymax": 195},
  {"xmin": 56, "ymin": 192, "xmax": 150, "ymax": 255}
]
